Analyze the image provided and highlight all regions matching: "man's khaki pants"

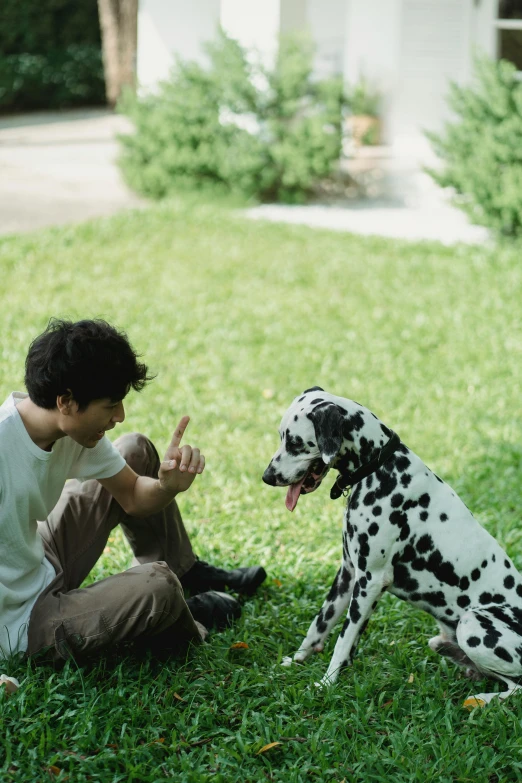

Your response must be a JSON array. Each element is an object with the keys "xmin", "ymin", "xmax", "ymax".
[{"xmin": 27, "ymin": 433, "xmax": 201, "ymax": 663}]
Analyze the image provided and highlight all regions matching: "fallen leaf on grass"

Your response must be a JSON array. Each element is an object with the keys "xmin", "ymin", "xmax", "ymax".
[
  {"xmin": 381, "ymin": 699, "xmax": 394, "ymax": 709},
  {"xmin": 272, "ymin": 578, "xmax": 283, "ymax": 588},
  {"xmin": 47, "ymin": 766, "xmax": 62, "ymax": 776},
  {"xmin": 408, "ymin": 673, "xmax": 414, "ymax": 684},
  {"xmin": 173, "ymin": 692, "xmax": 185, "ymax": 701},
  {"xmin": 462, "ymin": 696, "xmax": 487, "ymax": 710},
  {"xmin": 229, "ymin": 642, "xmax": 249, "ymax": 649},
  {"xmin": 256, "ymin": 742, "xmax": 282, "ymax": 755}
]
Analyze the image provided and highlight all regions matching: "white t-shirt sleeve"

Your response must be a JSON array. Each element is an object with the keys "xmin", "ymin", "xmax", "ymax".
[{"xmin": 70, "ymin": 436, "xmax": 126, "ymax": 481}]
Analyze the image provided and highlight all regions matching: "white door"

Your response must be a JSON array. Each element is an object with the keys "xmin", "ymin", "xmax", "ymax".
[{"xmin": 391, "ymin": 0, "xmax": 475, "ymax": 141}]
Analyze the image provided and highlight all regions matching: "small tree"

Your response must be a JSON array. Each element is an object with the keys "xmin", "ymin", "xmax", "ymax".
[
  {"xmin": 97, "ymin": 0, "xmax": 137, "ymax": 106},
  {"xmin": 118, "ymin": 30, "xmax": 345, "ymax": 203},
  {"xmin": 426, "ymin": 55, "xmax": 522, "ymax": 237}
]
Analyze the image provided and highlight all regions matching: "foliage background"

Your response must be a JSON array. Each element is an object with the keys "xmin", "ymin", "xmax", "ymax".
[
  {"xmin": 119, "ymin": 32, "xmax": 345, "ymax": 204},
  {"xmin": 0, "ymin": 0, "xmax": 104, "ymax": 112},
  {"xmin": 427, "ymin": 56, "xmax": 522, "ymax": 238}
]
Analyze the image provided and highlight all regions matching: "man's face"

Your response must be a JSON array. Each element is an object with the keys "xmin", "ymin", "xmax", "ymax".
[{"xmin": 61, "ymin": 397, "xmax": 125, "ymax": 448}]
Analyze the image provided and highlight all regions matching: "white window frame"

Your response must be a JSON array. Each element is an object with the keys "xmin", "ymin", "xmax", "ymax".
[{"xmin": 494, "ymin": 13, "xmax": 522, "ymax": 73}]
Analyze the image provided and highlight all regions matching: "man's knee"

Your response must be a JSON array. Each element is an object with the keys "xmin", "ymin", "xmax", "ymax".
[
  {"xmin": 114, "ymin": 433, "xmax": 159, "ymax": 475},
  {"xmin": 136, "ymin": 561, "xmax": 184, "ymax": 610}
]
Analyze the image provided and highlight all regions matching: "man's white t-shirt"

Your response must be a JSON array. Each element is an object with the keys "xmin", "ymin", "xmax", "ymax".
[{"xmin": 0, "ymin": 392, "xmax": 126, "ymax": 657}]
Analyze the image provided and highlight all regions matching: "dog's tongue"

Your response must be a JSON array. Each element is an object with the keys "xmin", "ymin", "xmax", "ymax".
[{"xmin": 285, "ymin": 475, "xmax": 307, "ymax": 512}]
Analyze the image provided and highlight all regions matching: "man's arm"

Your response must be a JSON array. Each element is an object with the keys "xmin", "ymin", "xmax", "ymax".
[{"xmin": 99, "ymin": 416, "xmax": 205, "ymax": 516}]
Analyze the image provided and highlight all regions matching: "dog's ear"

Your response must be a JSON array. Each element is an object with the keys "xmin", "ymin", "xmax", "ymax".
[
  {"xmin": 303, "ymin": 386, "xmax": 324, "ymax": 394},
  {"xmin": 308, "ymin": 403, "xmax": 343, "ymax": 464}
]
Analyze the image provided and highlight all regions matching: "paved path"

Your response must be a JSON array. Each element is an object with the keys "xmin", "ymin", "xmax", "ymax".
[
  {"xmin": 0, "ymin": 109, "xmax": 489, "ymax": 245},
  {"xmin": 0, "ymin": 109, "xmax": 142, "ymax": 236}
]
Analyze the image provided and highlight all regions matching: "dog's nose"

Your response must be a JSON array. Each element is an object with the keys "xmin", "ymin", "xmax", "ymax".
[{"xmin": 262, "ymin": 467, "xmax": 277, "ymax": 486}]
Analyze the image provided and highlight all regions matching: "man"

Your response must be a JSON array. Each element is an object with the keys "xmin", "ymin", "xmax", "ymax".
[{"xmin": 0, "ymin": 318, "xmax": 266, "ymax": 664}]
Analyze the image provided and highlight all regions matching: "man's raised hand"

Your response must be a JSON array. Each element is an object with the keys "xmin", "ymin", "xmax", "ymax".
[{"xmin": 158, "ymin": 416, "xmax": 205, "ymax": 495}]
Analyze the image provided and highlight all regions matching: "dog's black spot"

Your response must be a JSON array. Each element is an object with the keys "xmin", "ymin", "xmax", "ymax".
[
  {"xmin": 492, "ymin": 554, "xmax": 496, "ymax": 562},
  {"xmin": 488, "ymin": 605, "xmax": 522, "ymax": 636},
  {"xmin": 457, "ymin": 595, "xmax": 471, "ymax": 608},
  {"xmin": 366, "ymin": 474, "xmax": 374, "ymax": 489},
  {"xmin": 440, "ymin": 513, "xmax": 448, "ymax": 522},
  {"xmin": 363, "ymin": 491, "xmax": 376, "ymax": 506},
  {"xmin": 494, "ymin": 646, "xmax": 513, "ymax": 663},
  {"xmin": 420, "ymin": 511, "xmax": 429, "ymax": 522},
  {"xmin": 479, "ymin": 592, "xmax": 505, "ymax": 605},
  {"xmin": 372, "ymin": 506, "xmax": 382, "ymax": 516},
  {"xmin": 395, "ymin": 456, "xmax": 411, "ymax": 473},
  {"xmin": 403, "ymin": 499, "xmax": 418, "ymax": 511},
  {"xmin": 505, "ymin": 560, "xmax": 511, "ymax": 569},
  {"xmin": 401, "ymin": 544, "xmax": 416, "ymax": 563},
  {"xmin": 411, "ymin": 590, "xmax": 447, "ymax": 608},
  {"xmin": 294, "ymin": 415, "xmax": 298, "ymax": 421},
  {"xmin": 391, "ymin": 493, "xmax": 404, "ymax": 508},
  {"xmin": 368, "ymin": 522, "xmax": 379, "ymax": 536},
  {"xmin": 339, "ymin": 567, "xmax": 351, "ymax": 595},
  {"xmin": 400, "ymin": 473, "xmax": 413, "ymax": 489},
  {"xmin": 504, "ymin": 575, "xmax": 515, "ymax": 590},
  {"xmin": 307, "ymin": 441, "xmax": 315, "ymax": 447},
  {"xmin": 360, "ymin": 576, "xmax": 367, "ymax": 589},
  {"xmin": 285, "ymin": 430, "xmax": 309, "ymax": 456},
  {"xmin": 353, "ymin": 582, "xmax": 360, "ymax": 598},
  {"xmin": 374, "ymin": 470, "xmax": 397, "ymax": 499},
  {"xmin": 481, "ymin": 560, "xmax": 488, "ymax": 568},
  {"xmin": 418, "ymin": 493, "xmax": 431, "ymax": 509},
  {"xmin": 393, "ymin": 563, "xmax": 419, "ymax": 592},
  {"xmin": 517, "ymin": 585, "xmax": 522, "ymax": 598},
  {"xmin": 460, "ymin": 576, "xmax": 470, "ymax": 591},
  {"xmin": 417, "ymin": 534, "xmax": 434, "ymax": 554},
  {"xmin": 434, "ymin": 474, "xmax": 444, "ymax": 483},
  {"xmin": 471, "ymin": 568, "xmax": 481, "ymax": 581},
  {"xmin": 350, "ymin": 598, "xmax": 361, "ymax": 623},
  {"xmin": 467, "ymin": 636, "xmax": 481, "ymax": 648},
  {"xmin": 339, "ymin": 618, "xmax": 350, "ymax": 637},
  {"xmin": 445, "ymin": 608, "xmax": 454, "ymax": 616},
  {"xmin": 324, "ymin": 605, "xmax": 335, "ymax": 621}
]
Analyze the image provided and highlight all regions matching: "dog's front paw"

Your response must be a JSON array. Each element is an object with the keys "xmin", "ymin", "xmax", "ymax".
[{"xmin": 315, "ymin": 673, "xmax": 335, "ymax": 689}]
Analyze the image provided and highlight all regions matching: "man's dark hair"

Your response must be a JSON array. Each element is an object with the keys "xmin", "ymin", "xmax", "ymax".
[{"xmin": 25, "ymin": 318, "xmax": 153, "ymax": 410}]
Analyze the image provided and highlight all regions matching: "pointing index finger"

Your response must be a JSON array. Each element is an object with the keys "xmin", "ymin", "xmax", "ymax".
[{"xmin": 171, "ymin": 416, "xmax": 190, "ymax": 449}]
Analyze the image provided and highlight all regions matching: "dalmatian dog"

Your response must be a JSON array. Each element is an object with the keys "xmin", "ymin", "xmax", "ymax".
[{"xmin": 263, "ymin": 387, "xmax": 522, "ymax": 705}]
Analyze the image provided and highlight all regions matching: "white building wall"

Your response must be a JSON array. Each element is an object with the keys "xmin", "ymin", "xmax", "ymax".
[
  {"xmin": 137, "ymin": 0, "xmax": 221, "ymax": 91},
  {"xmin": 307, "ymin": 0, "xmax": 347, "ymax": 77}
]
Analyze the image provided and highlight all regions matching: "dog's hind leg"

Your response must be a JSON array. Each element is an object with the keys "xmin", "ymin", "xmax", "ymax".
[
  {"xmin": 282, "ymin": 559, "xmax": 355, "ymax": 667},
  {"xmin": 456, "ymin": 608, "xmax": 522, "ymax": 705},
  {"xmin": 429, "ymin": 622, "xmax": 482, "ymax": 681}
]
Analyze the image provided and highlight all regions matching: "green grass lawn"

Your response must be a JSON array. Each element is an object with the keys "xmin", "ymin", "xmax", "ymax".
[{"xmin": 1, "ymin": 199, "xmax": 522, "ymax": 782}]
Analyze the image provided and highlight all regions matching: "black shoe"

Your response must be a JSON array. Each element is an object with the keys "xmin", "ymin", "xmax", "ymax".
[
  {"xmin": 186, "ymin": 591, "xmax": 242, "ymax": 630},
  {"xmin": 181, "ymin": 559, "xmax": 267, "ymax": 596}
]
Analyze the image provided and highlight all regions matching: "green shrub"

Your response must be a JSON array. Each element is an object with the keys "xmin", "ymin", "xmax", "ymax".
[
  {"xmin": 0, "ymin": 46, "xmax": 105, "ymax": 112},
  {"xmin": 426, "ymin": 56, "xmax": 522, "ymax": 237},
  {"xmin": 0, "ymin": 0, "xmax": 104, "ymax": 112},
  {"xmin": 118, "ymin": 30, "xmax": 344, "ymax": 203}
]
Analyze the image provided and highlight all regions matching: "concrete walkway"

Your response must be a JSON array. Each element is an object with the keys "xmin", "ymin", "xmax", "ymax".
[
  {"xmin": 0, "ymin": 109, "xmax": 489, "ymax": 245},
  {"xmin": 0, "ymin": 109, "xmax": 142, "ymax": 236}
]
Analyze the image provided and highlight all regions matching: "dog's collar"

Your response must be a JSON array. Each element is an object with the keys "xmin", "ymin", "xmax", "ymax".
[{"xmin": 330, "ymin": 431, "xmax": 402, "ymax": 500}]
